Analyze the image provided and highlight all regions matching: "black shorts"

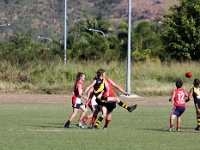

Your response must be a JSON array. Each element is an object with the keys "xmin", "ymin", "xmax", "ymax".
[
  {"xmin": 195, "ymin": 103, "xmax": 200, "ymax": 109},
  {"xmin": 106, "ymin": 102, "xmax": 116, "ymax": 112},
  {"xmin": 96, "ymin": 96, "xmax": 108, "ymax": 106}
]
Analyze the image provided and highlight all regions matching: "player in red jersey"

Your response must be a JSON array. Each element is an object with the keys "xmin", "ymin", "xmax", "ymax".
[
  {"xmin": 103, "ymin": 78, "xmax": 130, "ymax": 128},
  {"xmin": 64, "ymin": 72, "xmax": 88, "ymax": 128},
  {"xmin": 167, "ymin": 80, "xmax": 188, "ymax": 131}
]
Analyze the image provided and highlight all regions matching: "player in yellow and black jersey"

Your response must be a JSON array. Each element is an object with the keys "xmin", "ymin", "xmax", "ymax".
[
  {"xmin": 189, "ymin": 79, "xmax": 200, "ymax": 131},
  {"xmin": 84, "ymin": 68, "xmax": 137, "ymax": 129}
]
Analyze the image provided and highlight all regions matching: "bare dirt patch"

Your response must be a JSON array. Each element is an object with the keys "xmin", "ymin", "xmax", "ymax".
[
  {"xmin": 0, "ymin": 93, "xmax": 71, "ymax": 104},
  {"xmin": 0, "ymin": 93, "xmax": 194, "ymax": 106},
  {"xmin": 0, "ymin": 93, "xmax": 186, "ymax": 105}
]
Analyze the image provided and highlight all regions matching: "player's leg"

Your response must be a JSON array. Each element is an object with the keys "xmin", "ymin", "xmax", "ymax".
[
  {"xmin": 170, "ymin": 115, "xmax": 176, "ymax": 127},
  {"xmin": 76, "ymin": 104, "xmax": 88, "ymax": 128},
  {"xmin": 88, "ymin": 106, "xmax": 100, "ymax": 128},
  {"xmin": 195, "ymin": 112, "xmax": 200, "ymax": 130},
  {"xmin": 107, "ymin": 97, "xmax": 137, "ymax": 112},
  {"xmin": 177, "ymin": 116, "xmax": 181, "ymax": 131},
  {"xmin": 104, "ymin": 112, "xmax": 111, "ymax": 129},
  {"xmin": 97, "ymin": 93, "xmax": 137, "ymax": 112},
  {"xmin": 93, "ymin": 106, "xmax": 107, "ymax": 129},
  {"xmin": 195, "ymin": 103, "xmax": 200, "ymax": 130},
  {"xmin": 103, "ymin": 102, "xmax": 116, "ymax": 129},
  {"xmin": 83, "ymin": 95, "xmax": 97, "ymax": 125},
  {"xmin": 176, "ymin": 107, "xmax": 185, "ymax": 131},
  {"xmin": 88, "ymin": 96, "xmax": 104, "ymax": 128},
  {"xmin": 64, "ymin": 107, "xmax": 79, "ymax": 128},
  {"xmin": 167, "ymin": 107, "xmax": 176, "ymax": 131},
  {"xmin": 168, "ymin": 114, "xmax": 176, "ymax": 131},
  {"xmin": 82, "ymin": 113, "xmax": 92, "ymax": 125},
  {"xmin": 82, "ymin": 105, "xmax": 97, "ymax": 125}
]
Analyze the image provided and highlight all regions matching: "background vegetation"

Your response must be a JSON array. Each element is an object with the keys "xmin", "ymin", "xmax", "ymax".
[
  {"xmin": 0, "ymin": 60, "xmax": 198, "ymax": 96},
  {"xmin": 0, "ymin": 0, "xmax": 200, "ymax": 96},
  {"xmin": 0, "ymin": 0, "xmax": 178, "ymax": 40}
]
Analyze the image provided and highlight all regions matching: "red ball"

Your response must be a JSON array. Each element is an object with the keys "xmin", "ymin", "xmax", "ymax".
[{"xmin": 185, "ymin": 72, "xmax": 192, "ymax": 78}]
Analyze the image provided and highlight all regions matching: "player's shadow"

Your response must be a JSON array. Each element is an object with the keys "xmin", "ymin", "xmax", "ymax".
[
  {"xmin": 23, "ymin": 122, "xmax": 82, "ymax": 129},
  {"xmin": 22, "ymin": 123, "xmax": 65, "ymax": 129},
  {"xmin": 139, "ymin": 128, "xmax": 166, "ymax": 132},
  {"xmin": 139, "ymin": 126, "xmax": 200, "ymax": 133}
]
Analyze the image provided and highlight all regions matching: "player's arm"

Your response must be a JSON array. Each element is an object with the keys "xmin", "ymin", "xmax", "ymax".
[
  {"xmin": 83, "ymin": 80, "xmax": 96, "ymax": 95},
  {"xmin": 188, "ymin": 88, "xmax": 193, "ymax": 101},
  {"xmin": 169, "ymin": 91, "xmax": 175, "ymax": 102},
  {"xmin": 184, "ymin": 90, "xmax": 189, "ymax": 102},
  {"xmin": 86, "ymin": 87, "xmax": 94, "ymax": 105},
  {"xmin": 108, "ymin": 78, "xmax": 130, "ymax": 96},
  {"xmin": 87, "ymin": 87, "xmax": 93, "ymax": 98},
  {"xmin": 77, "ymin": 84, "xmax": 87, "ymax": 100},
  {"xmin": 104, "ymin": 80, "xmax": 109, "ymax": 97}
]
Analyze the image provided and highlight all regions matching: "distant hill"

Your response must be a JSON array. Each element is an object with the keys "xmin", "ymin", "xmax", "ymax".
[
  {"xmin": 105, "ymin": 0, "xmax": 178, "ymax": 22},
  {"xmin": 0, "ymin": 0, "xmax": 178, "ymax": 41}
]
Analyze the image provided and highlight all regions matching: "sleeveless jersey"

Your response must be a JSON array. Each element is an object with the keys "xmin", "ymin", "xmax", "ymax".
[
  {"xmin": 72, "ymin": 81, "xmax": 83, "ymax": 104},
  {"xmin": 173, "ymin": 88, "xmax": 187, "ymax": 107},
  {"xmin": 93, "ymin": 77, "xmax": 106, "ymax": 96},
  {"xmin": 103, "ymin": 78, "xmax": 115, "ymax": 97},
  {"xmin": 193, "ymin": 87, "xmax": 200, "ymax": 104}
]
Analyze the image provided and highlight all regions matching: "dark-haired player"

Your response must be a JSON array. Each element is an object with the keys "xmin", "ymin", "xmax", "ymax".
[
  {"xmin": 188, "ymin": 79, "xmax": 200, "ymax": 131},
  {"xmin": 167, "ymin": 80, "xmax": 188, "ymax": 131},
  {"xmin": 87, "ymin": 77, "xmax": 131, "ymax": 129},
  {"xmin": 64, "ymin": 72, "xmax": 88, "ymax": 128},
  {"xmin": 84, "ymin": 68, "xmax": 137, "ymax": 129}
]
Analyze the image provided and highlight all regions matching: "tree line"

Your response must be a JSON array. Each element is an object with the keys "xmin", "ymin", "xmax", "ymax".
[{"xmin": 0, "ymin": 0, "xmax": 200, "ymax": 67}]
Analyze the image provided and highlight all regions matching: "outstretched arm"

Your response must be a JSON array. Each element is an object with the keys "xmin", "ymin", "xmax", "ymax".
[
  {"xmin": 83, "ymin": 79, "xmax": 96, "ymax": 95},
  {"xmin": 107, "ymin": 78, "xmax": 129, "ymax": 96}
]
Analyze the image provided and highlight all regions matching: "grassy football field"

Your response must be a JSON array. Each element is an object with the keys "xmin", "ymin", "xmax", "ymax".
[{"xmin": 0, "ymin": 94, "xmax": 199, "ymax": 150}]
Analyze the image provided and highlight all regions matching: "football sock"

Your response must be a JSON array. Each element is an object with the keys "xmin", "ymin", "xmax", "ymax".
[
  {"xmin": 176, "ymin": 126, "xmax": 180, "ymax": 130},
  {"xmin": 197, "ymin": 116, "xmax": 200, "ymax": 126},
  {"xmin": 84, "ymin": 116, "xmax": 89, "ymax": 120},
  {"xmin": 89, "ymin": 115, "xmax": 97, "ymax": 126},
  {"xmin": 78, "ymin": 119, "xmax": 82, "ymax": 124},
  {"xmin": 170, "ymin": 124, "xmax": 174, "ymax": 127},
  {"xmin": 65, "ymin": 120, "xmax": 70, "ymax": 126},
  {"xmin": 104, "ymin": 119, "xmax": 111, "ymax": 128},
  {"xmin": 118, "ymin": 101, "xmax": 128, "ymax": 109},
  {"xmin": 94, "ymin": 116, "xmax": 104, "ymax": 128}
]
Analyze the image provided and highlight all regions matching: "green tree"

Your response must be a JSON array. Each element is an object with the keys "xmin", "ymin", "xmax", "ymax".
[
  {"xmin": 116, "ymin": 22, "xmax": 128, "ymax": 59},
  {"xmin": 0, "ymin": 30, "xmax": 60, "ymax": 66},
  {"xmin": 67, "ymin": 15, "xmax": 112, "ymax": 60},
  {"xmin": 131, "ymin": 21, "xmax": 163, "ymax": 61},
  {"xmin": 162, "ymin": 0, "xmax": 200, "ymax": 61}
]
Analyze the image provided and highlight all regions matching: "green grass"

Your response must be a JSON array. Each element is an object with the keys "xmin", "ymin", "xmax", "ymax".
[{"xmin": 0, "ymin": 102, "xmax": 199, "ymax": 150}]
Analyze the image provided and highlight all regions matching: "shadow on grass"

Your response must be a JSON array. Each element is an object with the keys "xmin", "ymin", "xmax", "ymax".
[
  {"xmin": 23, "ymin": 123, "xmax": 84, "ymax": 129},
  {"xmin": 139, "ymin": 128, "xmax": 166, "ymax": 132},
  {"xmin": 139, "ymin": 127, "xmax": 200, "ymax": 133}
]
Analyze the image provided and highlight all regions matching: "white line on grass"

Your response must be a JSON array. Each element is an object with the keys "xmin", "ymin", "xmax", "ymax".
[{"xmin": 29, "ymin": 129, "xmax": 63, "ymax": 132}]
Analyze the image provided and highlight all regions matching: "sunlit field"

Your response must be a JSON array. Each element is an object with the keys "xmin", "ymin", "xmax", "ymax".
[
  {"xmin": 0, "ymin": 60, "xmax": 199, "ymax": 149},
  {"xmin": 0, "ymin": 99, "xmax": 199, "ymax": 150}
]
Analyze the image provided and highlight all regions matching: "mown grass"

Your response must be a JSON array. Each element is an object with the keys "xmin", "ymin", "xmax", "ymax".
[
  {"xmin": 0, "ymin": 102, "xmax": 199, "ymax": 150},
  {"xmin": 0, "ymin": 60, "xmax": 199, "ymax": 96}
]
